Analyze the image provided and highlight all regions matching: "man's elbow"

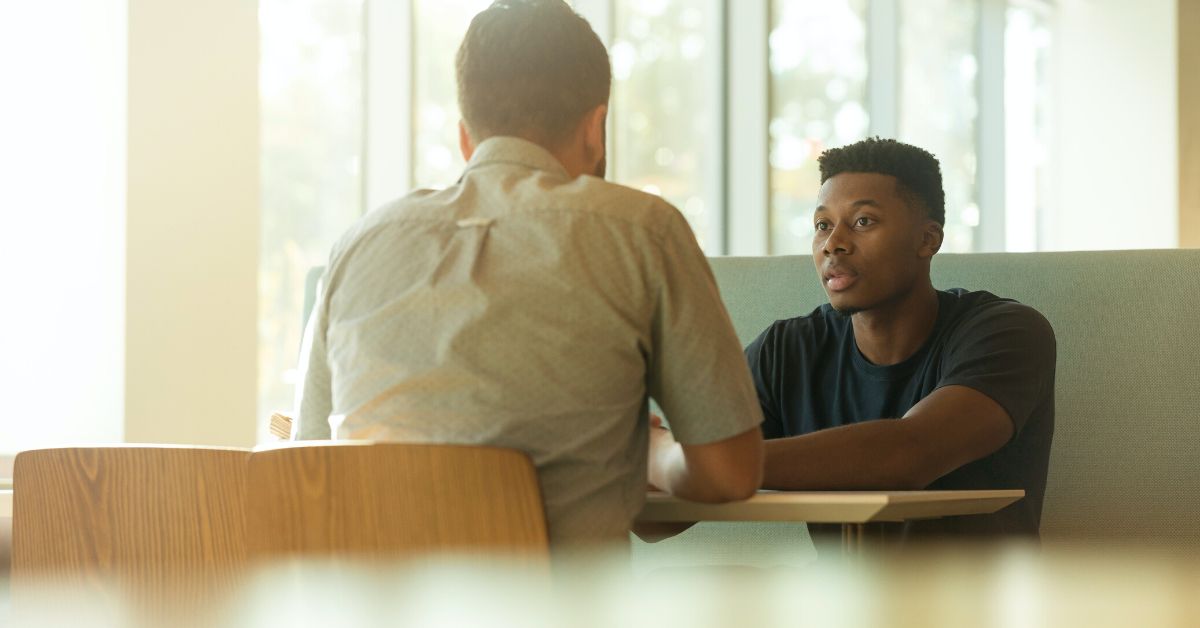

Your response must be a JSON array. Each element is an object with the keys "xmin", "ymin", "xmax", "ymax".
[
  {"xmin": 720, "ymin": 475, "xmax": 762, "ymax": 501},
  {"xmin": 888, "ymin": 447, "xmax": 958, "ymax": 490},
  {"xmin": 694, "ymin": 434, "xmax": 764, "ymax": 502},
  {"xmin": 690, "ymin": 472, "xmax": 761, "ymax": 503}
]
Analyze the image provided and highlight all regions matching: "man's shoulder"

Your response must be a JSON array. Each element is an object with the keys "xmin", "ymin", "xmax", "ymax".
[
  {"xmin": 327, "ymin": 188, "xmax": 448, "ymax": 255},
  {"xmin": 565, "ymin": 174, "xmax": 671, "ymax": 205},
  {"xmin": 944, "ymin": 289, "xmax": 1050, "ymax": 322},
  {"xmin": 555, "ymin": 175, "xmax": 687, "ymax": 233},
  {"xmin": 940, "ymin": 289, "xmax": 1056, "ymax": 341}
]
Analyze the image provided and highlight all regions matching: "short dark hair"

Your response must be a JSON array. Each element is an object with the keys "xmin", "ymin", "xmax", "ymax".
[
  {"xmin": 818, "ymin": 137, "xmax": 946, "ymax": 225},
  {"xmin": 456, "ymin": 0, "xmax": 611, "ymax": 148}
]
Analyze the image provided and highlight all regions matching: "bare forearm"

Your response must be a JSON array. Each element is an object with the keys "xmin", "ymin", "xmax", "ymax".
[
  {"xmin": 649, "ymin": 443, "xmax": 740, "ymax": 503},
  {"xmin": 649, "ymin": 428, "xmax": 763, "ymax": 502},
  {"xmin": 762, "ymin": 419, "xmax": 941, "ymax": 490},
  {"xmin": 764, "ymin": 386, "xmax": 1015, "ymax": 491}
]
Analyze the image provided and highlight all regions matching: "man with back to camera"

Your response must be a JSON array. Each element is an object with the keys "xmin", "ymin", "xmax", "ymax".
[
  {"xmin": 292, "ymin": 0, "xmax": 764, "ymax": 549},
  {"xmin": 746, "ymin": 138, "xmax": 1056, "ymax": 540}
]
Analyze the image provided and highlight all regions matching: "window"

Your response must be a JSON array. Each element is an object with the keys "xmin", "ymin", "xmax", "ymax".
[
  {"xmin": 0, "ymin": 1, "xmax": 126, "ymax": 453},
  {"xmin": 611, "ymin": 0, "xmax": 723, "ymax": 250},
  {"xmin": 1004, "ymin": 1, "xmax": 1053, "ymax": 252},
  {"xmin": 258, "ymin": 0, "xmax": 365, "ymax": 431},
  {"xmin": 412, "ymin": 0, "xmax": 492, "ymax": 189},
  {"xmin": 768, "ymin": 0, "xmax": 868, "ymax": 255},
  {"xmin": 897, "ymin": 0, "xmax": 980, "ymax": 253}
]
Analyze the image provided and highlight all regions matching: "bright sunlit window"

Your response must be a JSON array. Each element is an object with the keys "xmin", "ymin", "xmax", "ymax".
[
  {"xmin": 412, "ymin": 0, "xmax": 493, "ymax": 189},
  {"xmin": 897, "ymin": 0, "xmax": 980, "ymax": 253},
  {"xmin": 611, "ymin": 0, "xmax": 723, "ymax": 250},
  {"xmin": 258, "ymin": 0, "xmax": 365, "ymax": 432},
  {"xmin": 1004, "ymin": 2, "xmax": 1052, "ymax": 252},
  {"xmin": 769, "ymin": 0, "xmax": 868, "ymax": 255},
  {"xmin": 0, "ymin": 1, "xmax": 127, "ymax": 454}
]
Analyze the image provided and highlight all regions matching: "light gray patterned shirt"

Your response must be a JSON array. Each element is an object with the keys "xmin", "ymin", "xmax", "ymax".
[{"xmin": 295, "ymin": 137, "xmax": 762, "ymax": 546}]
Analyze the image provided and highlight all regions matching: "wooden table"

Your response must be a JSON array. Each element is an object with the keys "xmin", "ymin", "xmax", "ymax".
[
  {"xmin": 636, "ymin": 489, "xmax": 1024, "ymax": 552},
  {"xmin": 0, "ymin": 488, "xmax": 1023, "ymax": 548}
]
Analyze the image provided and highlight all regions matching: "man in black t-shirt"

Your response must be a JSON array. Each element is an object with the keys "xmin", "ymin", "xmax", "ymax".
[{"xmin": 745, "ymin": 138, "xmax": 1055, "ymax": 539}]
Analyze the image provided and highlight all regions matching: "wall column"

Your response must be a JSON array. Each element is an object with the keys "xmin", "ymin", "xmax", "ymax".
[{"xmin": 125, "ymin": 0, "xmax": 259, "ymax": 445}]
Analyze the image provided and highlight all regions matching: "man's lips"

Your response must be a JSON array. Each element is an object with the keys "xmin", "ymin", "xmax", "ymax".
[{"xmin": 823, "ymin": 267, "xmax": 859, "ymax": 292}]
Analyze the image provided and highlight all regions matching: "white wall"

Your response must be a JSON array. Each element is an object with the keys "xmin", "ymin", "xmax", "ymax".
[
  {"xmin": 125, "ymin": 0, "xmax": 259, "ymax": 446},
  {"xmin": 0, "ymin": 1, "xmax": 127, "ymax": 451},
  {"xmin": 1048, "ymin": 0, "xmax": 1178, "ymax": 251}
]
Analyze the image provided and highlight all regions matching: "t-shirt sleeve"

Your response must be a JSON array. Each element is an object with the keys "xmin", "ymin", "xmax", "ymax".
[
  {"xmin": 937, "ymin": 301, "xmax": 1056, "ymax": 436},
  {"xmin": 646, "ymin": 208, "xmax": 764, "ymax": 445},
  {"xmin": 744, "ymin": 325, "xmax": 787, "ymax": 440}
]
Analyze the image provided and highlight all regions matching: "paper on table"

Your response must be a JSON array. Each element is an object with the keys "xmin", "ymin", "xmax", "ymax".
[{"xmin": 269, "ymin": 413, "xmax": 294, "ymax": 440}]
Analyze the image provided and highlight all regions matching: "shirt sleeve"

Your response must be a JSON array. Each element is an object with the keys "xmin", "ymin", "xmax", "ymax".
[
  {"xmin": 293, "ymin": 270, "xmax": 334, "ymax": 440},
  {"xmin": 646, "ymin": 208, "xmax": 764, "ymax": 445},
  {"xmin": 937, "ymin": 301, "xmax": 1056, "ymax": 436},
  {"xmin": 744, "ymin": 325, "xmax": 786, "ymax": 439}
]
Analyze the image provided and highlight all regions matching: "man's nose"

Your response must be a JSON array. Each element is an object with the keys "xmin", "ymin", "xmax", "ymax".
[{"xmin": 821, "ymin": 223, "xmax": 852, "ymax": 255}]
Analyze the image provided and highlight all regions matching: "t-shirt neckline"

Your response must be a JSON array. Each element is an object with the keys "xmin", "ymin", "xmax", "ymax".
[{"xmin": 846, "ymin": 290, "xmax": 954, "ymax": 380}]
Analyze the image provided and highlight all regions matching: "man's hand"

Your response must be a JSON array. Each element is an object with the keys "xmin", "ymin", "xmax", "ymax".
[
  {"xmin": 647, "ymin": 413, "xmax": 676, "ymax": 491},
  {"xmin": 639, "ymin": 413, "xmax": 697, "ymax": 542}
]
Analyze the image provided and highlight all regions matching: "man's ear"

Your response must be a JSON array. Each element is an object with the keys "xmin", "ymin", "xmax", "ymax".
[
  {"xmin": 459, "ymin": 120, "xmax": 475, "ymax": 162},
  {"xmin": 920, "ymin": 221, "xmax": 944, "ymax": 258},
  {"xmin": 582, "ymin": 104, "xmax": 607, "ymax": 161}
]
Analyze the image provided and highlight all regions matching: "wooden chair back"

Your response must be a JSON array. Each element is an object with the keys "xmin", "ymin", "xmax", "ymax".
[
  {"xmin": 11, "ymin": 446, "xmax": 249, "ymax": 594},
  {"xmin": 244, "ymin": 441, "xmax": 549, "ymax": 561}
]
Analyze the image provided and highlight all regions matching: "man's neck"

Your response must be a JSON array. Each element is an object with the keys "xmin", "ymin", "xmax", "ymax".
[{"xmin": 850, "ymin": 283, "xmax": 940, "ymax": 366}]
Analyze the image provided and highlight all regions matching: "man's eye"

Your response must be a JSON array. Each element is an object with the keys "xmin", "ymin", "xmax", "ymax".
[
  {"xmin": 815, "ymin": 222, "xmax": 830, "ymax": 231},
  {"xmin": 855, "ymin": 217, "xmax": 872, "ymax": 227}
]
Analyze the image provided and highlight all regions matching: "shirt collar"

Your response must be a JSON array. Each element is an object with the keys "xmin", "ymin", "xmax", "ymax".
[{"xmin": 463, "ymin": 136, "xmax": 570, "ymax": 179}]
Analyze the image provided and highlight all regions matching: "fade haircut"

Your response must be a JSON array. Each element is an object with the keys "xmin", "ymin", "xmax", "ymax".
[
  {"xmin": 818, "ymin": 137, "xmax": 946, "ymax": 226},
  {"xmin": 456, "ymin": 0, "xmax": 611, "ymax": 149}
]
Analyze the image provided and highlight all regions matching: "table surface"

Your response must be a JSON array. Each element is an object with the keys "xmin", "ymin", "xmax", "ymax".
[
  {"xmin": 636, "ymin": 489, "xmax": 1024, "ymax": 523},
  {"xmin": 0, "ymin": 488, "xmax": 1022, "ymax": 523}
]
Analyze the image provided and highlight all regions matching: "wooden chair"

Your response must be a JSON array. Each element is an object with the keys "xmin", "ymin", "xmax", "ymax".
[
  {"xmin": 244, "ymin": 441, "xmax": 549, "ymax": 562},
  {"xmin": 11, "ymin": 445, "xmax": 250, "ymax": 604}
]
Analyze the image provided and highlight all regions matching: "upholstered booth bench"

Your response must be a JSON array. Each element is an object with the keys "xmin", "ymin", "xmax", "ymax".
[
  {"xmin": 632, "ymin": 249, "xmax": 1200, "ymax": 568},
  {"xmin": 306, "ymin": 249, "xmax": 1200, "ymax": 564}
]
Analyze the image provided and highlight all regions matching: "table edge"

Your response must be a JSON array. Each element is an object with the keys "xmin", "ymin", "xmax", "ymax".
[{"xmin": 638, "ymin": 490, "xmax": 1025, "ymax": 523}]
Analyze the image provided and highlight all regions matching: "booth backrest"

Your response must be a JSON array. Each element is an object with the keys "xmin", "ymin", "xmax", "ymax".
[
  {"xmin": 708, "ymin": 250, "xmax": 1200, "ymax": 547},
  {"xmin": 306, "ymin": 248, "xmax": 1200, "ymax": 551}
]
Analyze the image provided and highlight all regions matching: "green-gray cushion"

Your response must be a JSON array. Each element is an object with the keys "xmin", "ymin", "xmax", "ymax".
[{"xmin": 706, "ymin": 250, "xmax": 1200, "ymax": 547}]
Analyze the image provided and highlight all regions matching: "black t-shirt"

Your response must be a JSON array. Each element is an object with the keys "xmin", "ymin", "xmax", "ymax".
[{"xmin": 745, "ymin": 289, "xmax": 1056, "ymax": 539}]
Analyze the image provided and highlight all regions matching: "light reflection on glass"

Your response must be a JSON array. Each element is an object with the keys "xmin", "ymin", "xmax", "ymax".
[
  {"xmin": 612, "ymin": 0, "xmax": 719, "ymax": 251},
  {"xmin": 769, "ymin": 0, "xmax": 869, "ymax": 255},
  {"xmin": 258, "ymin": 0, "xmax": 364, "ymax": 439},
  {"xmin": 412, "ymin": 0, "xmax": 493, "ymax": 190},
  {"xmin": 898, "ymin": 0, "xmax": 979, "ymax": 253},
  {"xmin": 1005, "ymin": 3, "xmax": 1052, "ymax": 252}
]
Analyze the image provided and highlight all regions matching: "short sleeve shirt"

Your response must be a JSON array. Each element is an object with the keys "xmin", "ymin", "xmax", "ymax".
[
  {"xmin": 745, "ymin": 289, "xmax": 1056, "ymax": 538},
  {"xmin": 294, "ymin": 137, "xmax": 763, "ymax": 546}
]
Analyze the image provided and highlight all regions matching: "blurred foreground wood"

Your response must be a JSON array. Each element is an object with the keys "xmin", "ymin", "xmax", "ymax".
[
  {"xmin": 11, "ymin": 446, "xmax": 249, "ymax": 624},
  {"xmin": 8, "ymin": 543, "xmax": 1200, "ymax": 628}
]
